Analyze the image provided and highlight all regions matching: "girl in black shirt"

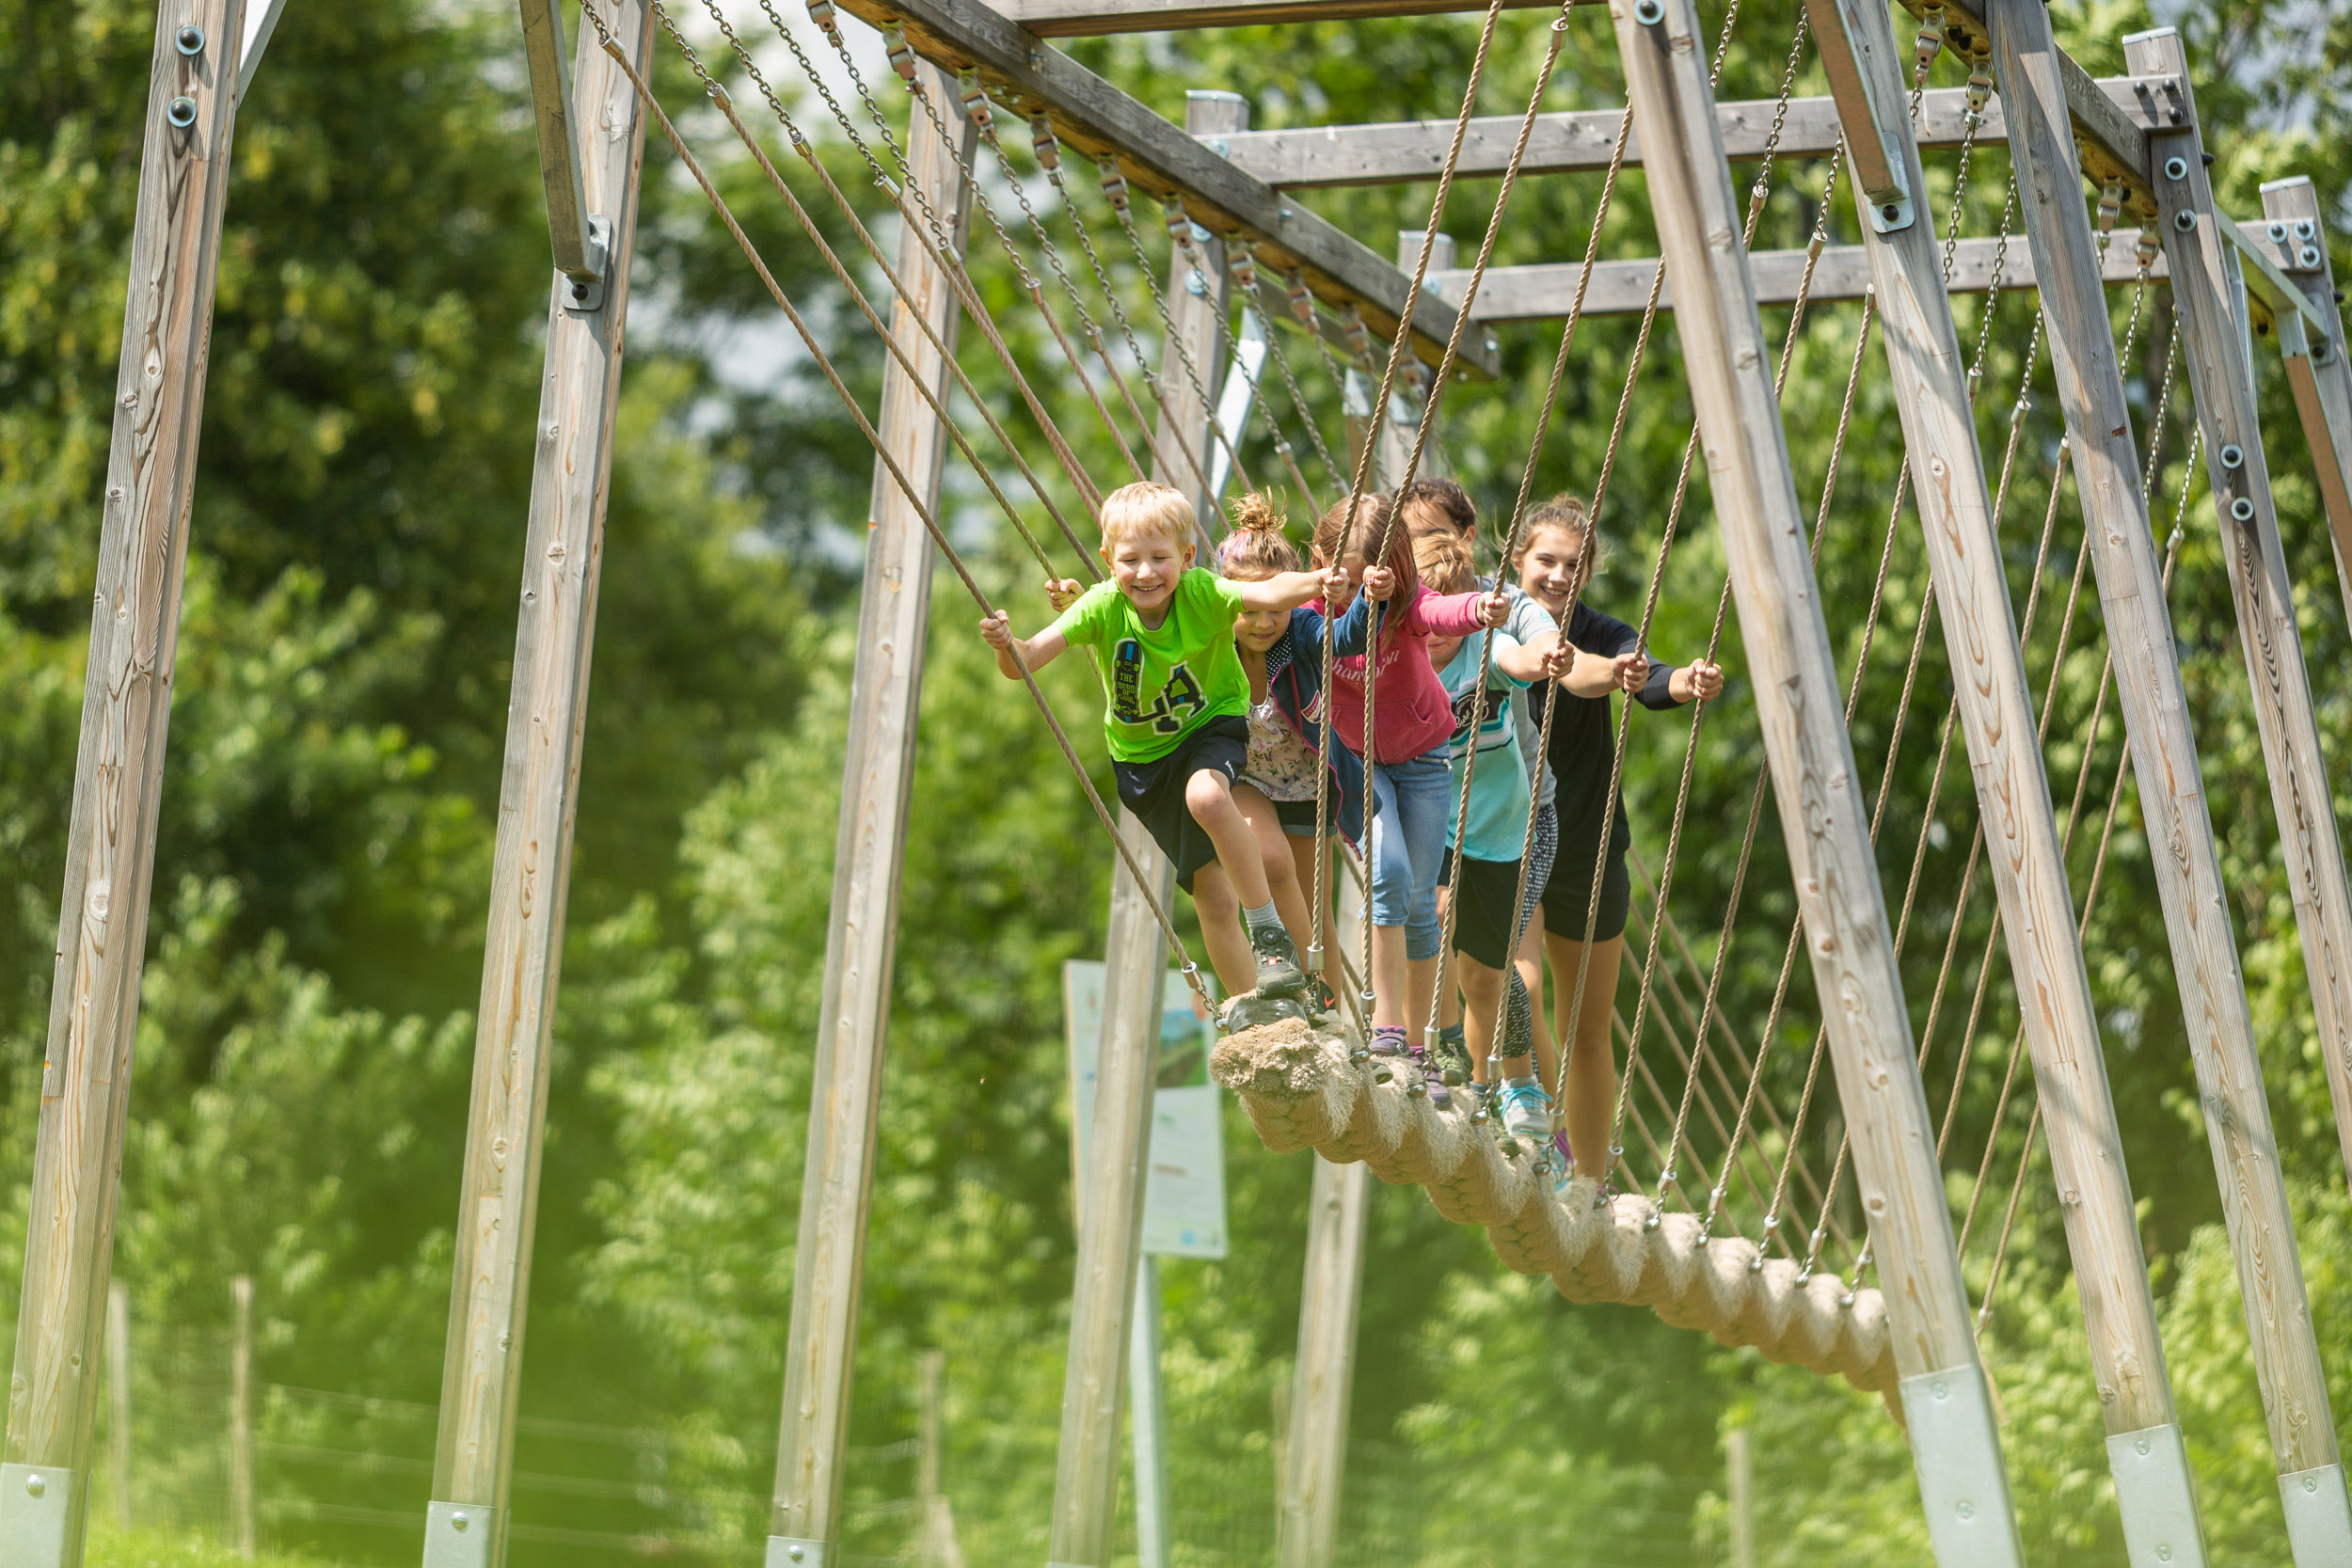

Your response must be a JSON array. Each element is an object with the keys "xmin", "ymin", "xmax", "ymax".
[{"xmin": 1516, "ymin": 496, "xmax": 1724, "ymax": 1178}]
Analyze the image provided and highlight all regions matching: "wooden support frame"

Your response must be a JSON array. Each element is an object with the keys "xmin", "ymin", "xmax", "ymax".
[
  {"xmin": 996, "ymin": 0, "xmax": 1558, "ymax": 30},
  {"xmin": 1277, "ymin": 1154, "xmax": 1368, "ymax": 1568},
  {"xmin": 1434, "ymin": 230, "xmax": 2165, "ymax": 322},
  {"xmin": 3, "ymin": 6, "xmax": 250, "ymax": 1563},
  {"xmin": 2260, "ymin": 177, "xmax": 2352, "ymax": 636},
  {"xmin": 1811, "ymin": 3, "xmax": 2201, "ymax": 1562},
  {"xmin": 1987, "ymin": 6, "xmax": 2352, "ymax": 1560},
  {"xmin": 421, "ymin": 6, "xmax": 653, "ymax": 1565},
  {"xmin": 1219, "ymin": 78, "xmax": 2179, "ymax": 190},
  {"xmin": 2127, "ymin": 37, "xmax": 2352, "ymax": 1554},
  {"xmin": 824, "ymin": 0, "xmax": 1499, "ymax": 378},
  {"xmin": 1610, "ymin": 0, "xmax": 2022, "ymax": 1560},
  {"xmin": 766, "ymin": 58, "xmax": 978, "ymax": 1564}
]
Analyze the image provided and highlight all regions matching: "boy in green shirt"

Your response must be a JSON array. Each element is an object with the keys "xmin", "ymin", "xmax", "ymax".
[{"xmin": 980, "ymin": 481, "xmax": 1340, "ymax": 1001}]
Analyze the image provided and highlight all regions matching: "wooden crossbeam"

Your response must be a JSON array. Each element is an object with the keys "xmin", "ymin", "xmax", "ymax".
[
  {"xmin": 996, "ymin": 0, "xmax": 1563, "ymax": 32},
  {"xmin": 1219, "ymin": 77, "xmax": 2178, "ymax": 189},
  {"xmin": 829, "ymin": 0, "xmax": 1501, "ymax": 376},
  {"xmin": 1428, "ymin": 229, "xmax": 2164, "ymax": 321}
]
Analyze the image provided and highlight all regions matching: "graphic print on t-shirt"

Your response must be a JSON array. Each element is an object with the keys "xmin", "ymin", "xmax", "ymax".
[{"xmin": 1113, "ymin": 639, "xmax": 1208, "ymax": 736}]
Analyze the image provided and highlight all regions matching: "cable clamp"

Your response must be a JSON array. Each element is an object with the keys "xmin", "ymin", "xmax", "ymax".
[
  {"xmin": 1964, "ymin": 67, "xmax": 1994, "ymax": 122},
  {"xmin": 1341, "ymin": 309, "xmax": 1373, "ymax": 366},
  {"xmin": 1028, "ymin": 112, "xmax": 1059, "ymax": 170},
  {"xmin": 1228, "ymin": 246, "xmax": 1258, "ymax": 293},
  {"xmin": 956, "ymin": 69, "xmax": 993, "ymax": 135},
  {"xmin": 1915, "ymin": 7, "xmax": 1945, "ymax": 75},
  {"xmin": 1097, "ymin": 155, "xmax": 1130, "ymax": 212},
  {"xmin": 882, "ymin": 25, "xmax": 920, "ymax": 88},
  {"xmin": 2095, "ymin": 180, "xmax": 2123, "ymax": 235},
  {"xmin": 804, "ymin": 0, "xmax": 842, "ymax": 45}
]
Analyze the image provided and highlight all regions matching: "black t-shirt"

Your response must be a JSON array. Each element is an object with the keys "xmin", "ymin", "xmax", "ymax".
[{"xmin": 1524, "ymin": 602, "xmax": 1683, "ymax": 867}]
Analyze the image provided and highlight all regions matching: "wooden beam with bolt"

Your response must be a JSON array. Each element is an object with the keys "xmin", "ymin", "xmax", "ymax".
[{"xmin": 2259, "ymin": 176, "xmax": 2352, "ymax": 633}]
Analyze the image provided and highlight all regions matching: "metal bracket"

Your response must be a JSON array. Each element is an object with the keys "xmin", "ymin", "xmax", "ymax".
[
  {"xmin": 562, "ymin": 215, "xmax": 612, "ymax": 314},
  {"xmin": 422, "ymin": 1499, "xmax": 497, "ymax": 1568},
  {"xmin": 1806, "ymin": 0, "xmax": 1917, "ymax": 235},
  {"xmin": 1899, "ymin": 1365, "xmax": 2026, "ymax": 1568},
  {"xmin": 0, "ymin": 1465, "xmax": 73, "ymax": 1568},
  {"xmin": 768, "ymin": 1538, "xmax": 829, "ymax": 1568},
  {"xmin": 2106, "ymin": 1423, "xmax": 2207, "ymax": 1568},
  {"xmin": 2279, "ymin": 1465, "xmax": 2352, "ymax": 1568}
]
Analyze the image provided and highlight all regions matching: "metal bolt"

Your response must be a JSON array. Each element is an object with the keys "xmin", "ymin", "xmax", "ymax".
[
  {"xmin": 2158, "ymin": 1549, "xmax": 2172, "ymax": 1563},
  {"xmin": 789, "ymin": 1549, "xmax": 806, "ymax": 1563},
  {"xmin": 2136, "ymin": 1437, "xmax": 2151, "ymax": 1454},
  {"xmin": 1632, "ymin": 0, "xmax": 1664, "ymax": 23},
  {"xmin": 2220, "ymin": 443, "xmax": 2244, "ymax": 469},
  {"xmin": 2269, "ymin": 221, "xmax": 2291, "ymax": 244},
  {"xmin": 2232, "ymin": 497, "xmax": 2256, "ymax": 522},
  {"xmin": 1883, "ymin": 204, "xmax": 1899, "ymax": 223},
  {"xmin": 2296, "ymin": 219, "xmax": 2318, "ymax": 241},
  {"xmin": 175, "ymin": 23, "xmax": 205, "ymax": 54},
  {"xmin": 24, "ymin": 1473, "xmax": 44, "ymax": 1498},
  {"xmin": 2301, "ymin": 244, "xmax": 2323, "ymax": 269},
  {"xmin": 1931, "ymin": 1380, "xmax": 1949, "ymax": 1400},
  {"xmin": 2164, "ymin": 155, "xmax": 2188, "ymax": 181},
  {"xmin": 1957, "ymin": 1501, "xmax": 1976, "ymax": 1520},
  {"xmin": 167, "ymin": 96, "xmax": 198, "ymax": 128},
  {"xmin": 2309, "ymin": 1476, "xmax": 2322, "ymax": 1493},
  {"xmin": 2173, "ymin": 208, "xmax": 2197, "ymax": 232},
  {"xmin": 452, "ymin": 1512, "xmax": 469, "ymax": 1531}
]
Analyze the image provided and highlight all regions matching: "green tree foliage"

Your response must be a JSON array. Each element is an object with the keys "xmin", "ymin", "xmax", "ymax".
[{"xmin": 8, "ymin": 0, "xmax": 2352, "ymax": 1563}]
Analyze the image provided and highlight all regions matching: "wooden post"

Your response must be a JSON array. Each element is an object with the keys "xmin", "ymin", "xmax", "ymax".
[
  {"xmin": 1806, "ymin": 5, "xmax": 2202, "ymax": 1562},
  {"xmin": 104, "ymin": 1285, "xmax": 130, "ymax": 1536},
  {"xmin": 768, "ymin": 59, "xmax": 977, "ymax": 1565},
  {"xmin": 1986, "ymin": 5, "xmax": 2352, "ymax": 1557},
  {"xmin": 422, "ymin": 6, "xmax": 653, "ymax": 1565},
  {"xmin": 1127, "ymin": 1255, "xmax": 1170, "ymax": 1568},
  {"xmin": 2126, "ymin": 30, "xmax": 2352, "ymax": 1554},
  {"xmin": 2259, "ymin": 177, "xmax": 2352, "ymax": 633},
  {"xmin": 3, "ymin": 7, "xmax": 248, "ymax": 1564},
  {"xmin": 1277, "ymin": 1155, "xmax": 1369, "ymax": 1568},
  {"xmin": 229, "ymin": 1276, "xmax": 254, "ymax": 1560},
  {"xmin": 1041, "ymin": 87, "xmax": 1234, "ymax": 1568},
  {"xmin": 916, "ymin": 1351, "xmax": 963, "ymax": 1568},
  {"xmin": 1607, "ymin": 4, "xmax": 2022, "ymax": 1562},
  {"xmin": 1727, "ymin": 1426, "xmax": 1755, "ymax": 1568}
]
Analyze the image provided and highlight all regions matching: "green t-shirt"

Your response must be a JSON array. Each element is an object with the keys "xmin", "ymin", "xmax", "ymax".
[{"xmin": 1049, "ymin": 569, "xmax": 1251, "ymax": 762}]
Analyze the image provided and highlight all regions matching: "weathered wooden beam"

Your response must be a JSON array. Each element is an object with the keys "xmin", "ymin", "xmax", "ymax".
[
  {"xmin": 518, "ymin": 0, "xmax": 602, "ymax": 287},
  {"xmin": 3, "ymin": 6, "xmax": 249, "ymax": 1562},
  {"xmin": 1611, "ymin": 0, "xmax": 2022, "ymax": 1559},
  {"xmin": 1988, "ymin": 6, "xmax": 2351, "ymax": 1559},
  {"xmin": 422, "ymin": 6, "xmax": 653, "ymax": 1565},
  {"xmin": 1433, "ymin": 230, "xmax": 2165, "ymax": 321},
  {"xmin": 996, "ymin": 0, "xmax": 1563, "ymax": 33},
  {"xmin": 2260, "ymin": 177, "xmax": 2352, "ymax": 636},
  {"xmin": 1276, "ymin": 1154, "xmax": 1368, "ymax": 1568},
  {"xmin": 767, "ymin": 58, "xmax": 977, "ymax": 1564},
  {"xmin": 823, "ymin": 0, "xmax": 1499, "ymax": 377},
  {"xmin": 1041, "ymin": 91, "xmax": 1232, "ymax": 1568},
  {"xmin": 1219, "ymin": 78, "xmax": 2179, "ymax": 189},
  {"xmin": 1811, "ymin": 4, "xmax": 2201, "ymax": 1563},
  {"xmin": 2129, "ymin": 38, "xmax": 2352, "ymax": 1556}
]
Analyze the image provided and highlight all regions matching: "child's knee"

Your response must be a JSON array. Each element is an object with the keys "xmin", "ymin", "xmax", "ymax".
[
  {"xmin": 1184, "ymin": 768, "xmax": 1233, "ymax": 820},
  {"xmin": 1195, "ymin": 876, "xmax": 1238, "ymax": 922}
]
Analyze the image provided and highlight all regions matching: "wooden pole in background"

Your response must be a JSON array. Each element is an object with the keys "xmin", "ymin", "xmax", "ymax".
[
  {"xmin": 1277, "ymin": 1154, "xmax": 1368, "ymax": 1568},
  {"xmin": 1607, "ymin": 3, "xmax": 2021, "ymax": 1560},
  {"xmin": 1042, "ymin": 87, "xmax": 1236, "ymax": 1568},
  {"xmin": 105, "ymin": 1284, "xmax": 130, "ymax": 1536},
  {"xmin": 229, "ymin": 1276, "xmax": 254, "ymax": 1560},
  {"xmin": 1727, "ymin": 1426, "xmax": 1755, "ymax": 1568},
  {"xmin": 1806, "ymin": 4, "xmax": 2202, "ymax": 1562},
  {"xmin": 2125, "ymin": 28, "xmax": 2352, "ymax": 1554},
  {"xmin": 423, "ymin": 6, "xmax": 653, "ymax": 1564},
  {"xmin": 2, "ymin": 6, "xmax": 248, "ymax": 1563},
  {"xmin": 1988, "ymin": 7, "xmax": 2350, "ymax": 1560},
  {"xmin": 2259, "ymin": 177, "xmax": 2352, "ymax": 637},
  {"xmin": 768, "ymin": 60, "xmax": 977, "ymax": 1563}
]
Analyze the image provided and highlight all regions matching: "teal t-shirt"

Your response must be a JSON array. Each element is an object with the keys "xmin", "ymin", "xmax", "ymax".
[
  {"xmin": 1049, "ymin": 568, "xmax": 1251, "ymax": 763},
  {"xmin": 1437, "ymin": 631, "xmax": 1536, "ymax": 862}
]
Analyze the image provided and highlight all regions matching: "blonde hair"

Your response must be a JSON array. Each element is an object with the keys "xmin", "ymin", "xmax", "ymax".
[
  {"xmin": 1412, "ymin": 526, "xmax": 1477, "ymax": 596},
  {"xmin": 1513, "ymin": 492, "xmax": 1603, "ymax": 579},
  {"xmin": 1216, "ymin": 490, "xmax": 1302, "ymax": 579},
  {"xmin": 1099, "ymin": 480, "xmax": 1197, "ymax": 551}
]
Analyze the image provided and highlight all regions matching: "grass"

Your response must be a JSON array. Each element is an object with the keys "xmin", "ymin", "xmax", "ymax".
[{"xmin": 85, "ymin": 1525, "xmax": 342, "ymax": 1568}]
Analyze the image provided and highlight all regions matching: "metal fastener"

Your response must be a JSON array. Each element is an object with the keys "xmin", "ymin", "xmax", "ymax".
[
  {"xmin": 1931, "ymin": 1380, "xmax": 1949, "ymax": 1400},
  {"xmin": 1957, "ymin": 1502, "xmax": 1975, "ymax": 1520},
  {"xmin": 175, "ymin": 23, "xmax": 205, "ymax": 54},
  {"xmin": 25, "ymin": 1473, "xmax": 44, "ymax": 1497},
  {"xmin": 2301, "ymin": 244, "xmax": 2323, "ymax": 269},
  {"xmin": 2158, "ymin": 1548, "xmax": 2172, "ymax": 1562},
  {"xmin": 2232, "ymin": 497, "xmax": 2256, "ymax": 521},
  {"xmin": 2173, "ymin": 209, "xmax": 2197, "ymax": 231},
  {"xmin": 2136, "ymin": 1437, "xmax": 2151, "ymax": 1454},
  {"xmin": 788, "ymin": 1548, "xmax": 806, "ymax": 1563},
  {"xmin": 2220, "ymin": 443, "xmax": 2244, "ymax": 469},
  {"xmin": 2269, "ymin": 221, "xmax": 2291, "ymax": 244},
  {"xmin": 452, "ymin": 1512, "xmax": 469, "ymax": 1530},
  {"xmin": 2296, "ymin": 219, "xmax": 2318, "ymax": 241},
  {"xmin": 2163, "ymin": 156, "xmax": 2189, "ymax": 181},
  {"xmin": 2309, "ymin": 1476, "xmax": 2322, "ymax": 1493},
  {"xmin": 1633, "ymin": 0, "xmax": 1664, "ymax": 23},
  {"xmin": 167, "ymin": 96, "xmax": 198, "ymax": 128}
]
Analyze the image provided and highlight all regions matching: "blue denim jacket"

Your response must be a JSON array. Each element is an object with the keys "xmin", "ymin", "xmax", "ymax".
[{"xmin": 1262, "ymin": 606, "xmax": 1366, "ymax": 847}]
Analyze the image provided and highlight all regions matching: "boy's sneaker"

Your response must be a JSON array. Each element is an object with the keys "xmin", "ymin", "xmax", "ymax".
[
  {"xmin": 1248, "ymin": 924, "xmax": 1309, "ymax": 998},
  {"xmin": 1427, "ymin": 1031, "xmax": 1471, "ymax": 1089},
  {"xmin": 1498, "ymin": 1080, "xmax": 1549, "ymax": 1140}
]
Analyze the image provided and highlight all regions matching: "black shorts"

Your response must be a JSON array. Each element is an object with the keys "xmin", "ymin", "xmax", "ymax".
[
  {"xmin": 1274, "ymin": 798, "xmax": 1323, "ymax": 835},
  {"xmin": 1439, "ymin": 849, "xmax": 1525, "ymax": 973},
  {"xmin": 1113, "ymin": 715, "xmax": 1251, "ymax": 894},
  {"xmin": 1542, "ymin": 838, "xmax": 1631, "ymax": 943}
]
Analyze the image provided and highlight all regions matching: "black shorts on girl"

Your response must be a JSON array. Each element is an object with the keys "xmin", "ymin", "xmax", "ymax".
[
  {"xmin": 1541, "ymin": 837, "xmax": 1631, "ymax": 943},
  {"xmin": 1438, "ymin": 849, "xmax": 1525, "ymax": 973},
  {"xmin": 1273, "ymin": 797, "xmax": 1323, "ymax": 835},
  {"xmin": 1112, "ymin": 714, "xmax": 1251, "ymax": 894}
]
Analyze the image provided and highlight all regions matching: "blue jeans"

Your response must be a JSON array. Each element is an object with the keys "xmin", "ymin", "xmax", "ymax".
[{"xmin": 1364, "ymin": 747, "xmax": 1453, "ymax": 960}]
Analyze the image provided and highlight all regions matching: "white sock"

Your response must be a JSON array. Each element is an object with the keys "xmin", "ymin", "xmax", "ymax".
[{"xmin": 1244, "ymin": 901, "xmax": 1283, "ymax": 938}]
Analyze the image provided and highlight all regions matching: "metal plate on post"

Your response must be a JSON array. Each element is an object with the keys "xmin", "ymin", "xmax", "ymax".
[
  {"xmin": 1899, "ymin": 1366, "xmax": 2026, "ymax": 1568},
  {"xmin": 767, "ymin": 1537, "xmax": 828, "ymax": 1568},
  {"xmin": 422, "ymin": 1499, "xmax": 497, "ymax": 1568},
  {"xmin": 2106, "ymin": 1423, "xmax": 2207, "ymax": 1568},
  {"xmin": 0, "ymin": 1465, "xmax": 72, "ymax": 1568},
  {"xmin": 2280, "ymin": 1465, "xmax": 2352, "ymax": 1568}
]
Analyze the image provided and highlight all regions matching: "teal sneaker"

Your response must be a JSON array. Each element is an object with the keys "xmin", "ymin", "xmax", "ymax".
[{"xmin": 1498, "ymin": 1079, "xmax": 1550, "ymax": 1140}]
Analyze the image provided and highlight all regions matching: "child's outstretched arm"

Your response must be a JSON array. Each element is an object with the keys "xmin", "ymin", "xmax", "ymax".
[
  {"xmin": 1559, "ymin": 645, "xmax": 1648, "ymax": 698},
  {"xmin": 1233, "ymin": 563, "xmax": 1347, "ymax": 613},
  {"xmin": 1663, "ymin": 658, "xmax": 1725, "ymax": 706},
  {"xmin": 1491, "ymin": 628, "xmax": 1571, "ymax": 684},
  {"xmin": 978, "ymin": 610, "xmax": 1070, "ymax": 680}
]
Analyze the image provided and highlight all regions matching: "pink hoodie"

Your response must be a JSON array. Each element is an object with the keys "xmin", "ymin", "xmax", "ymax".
[{"xmin": 1327, "ymin": 584, "xmax": 1489, "ymax": 764}]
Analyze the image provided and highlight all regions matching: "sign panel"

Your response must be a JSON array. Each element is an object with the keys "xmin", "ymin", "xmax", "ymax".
[{"xmin": 1063, "ymin": 960, "xmax": 1228, "ymax": 1259}]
